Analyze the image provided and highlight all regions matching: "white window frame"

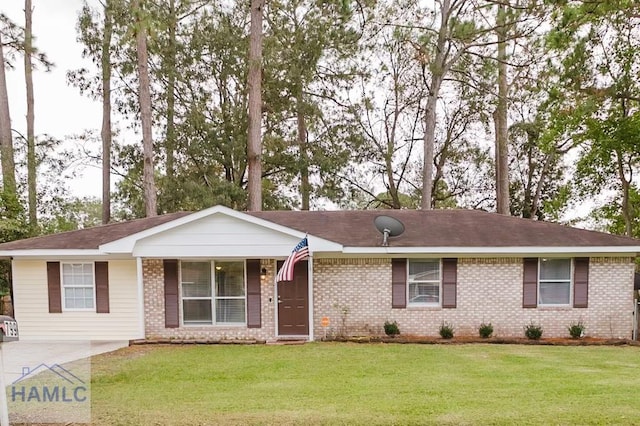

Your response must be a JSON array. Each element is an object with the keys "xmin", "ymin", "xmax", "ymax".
[
  {"xmin": 181, "ymin": 261, "xmax": 213, "ymax": 326},
  {"xmin": 538, "ymin": 258, "xmax": 573, "ymax": 306},
  {"xmin": 61, "ymin": 262, "xmax": 96, "ymax": 312},
  {"xmin": 180, "ymin": 260, "xmax": 247, "ymax": 326},
  {"xmin": 407, "ymin": 258, "xmax": 441, "ymax": 307}
]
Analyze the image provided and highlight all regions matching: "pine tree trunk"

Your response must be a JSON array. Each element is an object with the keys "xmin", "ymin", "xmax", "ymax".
[
  {"xmin": 101, "ymin": 0, "xmax": 113, "ymax": 224},
  {"xmin": 422, "ymin": 77, "xmax": 441, "ymax": 210},
  {"xmin": 494, "ymin": 2, "xmax": 510, "ymax": 215},
  {"xmin": 421, "ymin": 0, "xmax": 450, "ymax": 210},
  {"xmin": 134, "ymin": 0, "xmax": 157, "ymax": 217},
  {"xmin": 246, "ymin": 0, "xmax": 263, "ymax": 211},
  {"xmin": 0, "ymin": 32, "xmax": 17, "ymax": 198},
  {"xmin": 25, "ymin": 0, "xmax": 37, "ymax": 229},
  {"xmin": 165, "ymin": 0, "xmax": 177, "ymax": 209},
  {"xmin": 297, "ymin": 94, "xmax": 310, "ymax": 210}
]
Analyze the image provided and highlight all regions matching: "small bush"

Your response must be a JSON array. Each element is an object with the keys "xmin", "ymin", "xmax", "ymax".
[
  {"xmin": 384, "ymin": 320, "xmax": 400, "ymax": 336},
  {"xmin": 524, "ymin": 322, "xmax": 543, "ymax": 340},
  {"xmin": 478, "ymin": 322, "xmax": 494, "ymax": 338},
  {"xmin": 439, "ymin": 321, "xmax": 454, "ymax": 339},
  {"xmin": 568, "ymin": 320, "xmax": 586, "ymax": 339}
]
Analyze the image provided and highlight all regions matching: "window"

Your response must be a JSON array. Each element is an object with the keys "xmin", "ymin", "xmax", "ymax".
[
  {"xmin": 539, "ymin": 258, "xmax": 571, "ymax": 305},
  {"xmin": 62, "ymin": 263, "xmax": 95, "ymax": 310},
  {"xmin": 408, "ymin": 259, "xmax": 440, "ymax": 306},
  {"xmin": 181, "ymin": 261, "xmax": 246, "ymax": 325}
]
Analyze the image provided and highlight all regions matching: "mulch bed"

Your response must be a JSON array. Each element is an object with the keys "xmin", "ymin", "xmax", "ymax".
[
  {"xmin": 332, "ymin": 335, "xmax": 640, "ymax": 346},
  {"xmin": 128, "ymin": 336, "xmax": 640, "ymax": 346}
]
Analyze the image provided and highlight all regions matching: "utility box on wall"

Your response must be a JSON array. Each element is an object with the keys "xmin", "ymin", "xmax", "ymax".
[{"xmin": 0, "ymin": 316, "xmax": 18, "ymax": 342}]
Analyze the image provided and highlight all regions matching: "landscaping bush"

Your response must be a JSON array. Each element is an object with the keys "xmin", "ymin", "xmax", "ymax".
[
  {"xmin": 524, "ymin": 322, "xmax": 543, "ymax": 340},
  {"xmin": 383, "ymin": 320, "xmax": 400, "ymax": 336},
  {"xmin": 568, "ymin": 320, "xmax": 586, "ymax": 339},
  {"xmin": 478, "ymin": 322, "xmax": 494, "ymax": 338},
  {"xmin": 439, "ymin": 321, "xmax": 454, "ymax": 339}
]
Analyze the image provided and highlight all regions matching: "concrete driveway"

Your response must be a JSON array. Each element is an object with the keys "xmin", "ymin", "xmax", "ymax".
[{"xmin": 1, "ymin": 340, "xmax": 128, "ymax": 384}]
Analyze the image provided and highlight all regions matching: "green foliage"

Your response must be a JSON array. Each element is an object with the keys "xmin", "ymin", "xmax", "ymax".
[
  {"xmin": 383, "ymin": 320, "xmax": 400, "ymax": 336},
  {"xmin": 524, "ymin": 322, "xmax": 543, "ymax": 340},
  {"xmin": 439, "ymin": 321, "xmax": 454, "ymax": 339},
  {"xmin": 0, "ymin": 190, "xmax": 29, "ymax": 243},
  {"xmin": 568, "ymin": 320, "xmax": 586, "ymax": 339},
  {"xmin": 478, "ymin": 322, "xmax": 494, "ymax": 339}
]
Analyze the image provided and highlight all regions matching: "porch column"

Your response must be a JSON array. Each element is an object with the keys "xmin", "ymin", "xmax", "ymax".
[
  {"xmin": 136, "ymin": 257, "xmax": 145, "ymax": 339},
  {"xmin": 308, "ymin": 255, "xmax": 314, "ymax": 342}
]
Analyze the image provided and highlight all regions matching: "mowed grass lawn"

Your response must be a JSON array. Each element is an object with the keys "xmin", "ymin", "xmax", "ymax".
[{"xmin": 91, "ymin": 343, "xmax": 640, "ymax": 425}]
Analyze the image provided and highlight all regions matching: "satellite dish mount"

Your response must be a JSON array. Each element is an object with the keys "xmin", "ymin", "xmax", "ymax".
[{"xmin": 374, "ymin": 215, "xmax": 405, "ymax": 247}]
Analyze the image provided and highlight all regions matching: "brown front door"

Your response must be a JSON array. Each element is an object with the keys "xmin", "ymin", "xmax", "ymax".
[{"xmin": 277, "ymin": 260, "xmax": 309, "ymax": 336}]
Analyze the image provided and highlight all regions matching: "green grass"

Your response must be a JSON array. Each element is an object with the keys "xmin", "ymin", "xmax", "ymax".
[{"xmin": 90, "ymin": 343, "xmax": 640, "ymax": 425}]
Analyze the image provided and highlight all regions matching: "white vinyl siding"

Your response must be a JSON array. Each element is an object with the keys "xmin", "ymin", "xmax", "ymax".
[
  {"xmin": 62, "ymin": 263, "xmax": 95, "ymax": 310},
  {"xmin": 407, "ymin": 259, "xmax": 440, "ymax": 306},
  {"xmin": 181, "ymin": 261, "xmax": 246, "ymax": 326},
  {"xmin": 539, "ymin": 258, "xmax": 572, "ymax": 305},
  {"xmin": 11, "ymin": 260, "xmax": 140, "ymax": 340}
]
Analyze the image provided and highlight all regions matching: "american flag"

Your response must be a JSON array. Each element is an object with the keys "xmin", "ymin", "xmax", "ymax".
[{"xmin": 276, "ymin": 237, "xmax": 309, "ymax": 282}]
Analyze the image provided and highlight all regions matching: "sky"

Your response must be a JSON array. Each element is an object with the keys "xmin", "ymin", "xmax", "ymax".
[{"xmin": 4, "ymin": 0, "xmax": 104, "ymax": 198}]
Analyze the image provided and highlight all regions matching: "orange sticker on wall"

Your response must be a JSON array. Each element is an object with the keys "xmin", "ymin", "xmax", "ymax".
[{"xmin": 321, "ymin": 317, "xmax": 330, "ymax": 327}]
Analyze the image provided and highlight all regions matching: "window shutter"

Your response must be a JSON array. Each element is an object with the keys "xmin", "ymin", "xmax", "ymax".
[
  {"xmin": 442, "ymin": 258, "xmax": 457, "ymax": 308},
  {"xmin": 95, "ymin": 261, "xmax": 110, "ymax": 313},
  {"xmin": 246, "ymin": 259, "xmax": 262, "ymax": 328},
  {"xmin": 163, "ymin": 259, "xmax": 179, "ymax": 328},
  {"xmin": 523, "ymin": 258, "xmax": 538, "ymax": 308},
  {"xmin": 46, "ymin": 261, "xmax": 62, "ymax": 313},
  {"xmin": 573, "ymin": 257, "xmax": 589, "ymax": 308},
  {"xmin": 391, "ymin": 258, "xmax": 406, "ymax": 308}
]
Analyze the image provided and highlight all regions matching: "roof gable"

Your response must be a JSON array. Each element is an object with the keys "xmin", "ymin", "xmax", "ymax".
[{"xmin": 0, "ymin": 206, "xmax": 638, "ymax": 257}]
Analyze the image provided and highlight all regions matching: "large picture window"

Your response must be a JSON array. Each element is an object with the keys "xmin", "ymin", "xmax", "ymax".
[
  {"xmin": 181, "ymin": 261, "xmax": 246, "ymax": 325},
  {"xmin": 62, "ymin": 263, "xmax": 95, "ymax": 310},
  {"xmin": 408, "ymin": 259, "xmax": 440, "ymax": 306},
  {"xmin": 539, "ymin": 258, "xmax": 571, "ymax": 305}
]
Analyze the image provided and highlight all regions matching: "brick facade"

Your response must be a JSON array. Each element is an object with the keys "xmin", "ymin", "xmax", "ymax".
[
  {"xmin": 142, "ymin": 256, "xmax": 635, "ymax": 340},
  {"xmin": 143, "ymin": 259, "xmax": 275, "ymax": 340},
  {"xmin": 312, "ymin": 257, "xmax": 635, "ymax": 339}
]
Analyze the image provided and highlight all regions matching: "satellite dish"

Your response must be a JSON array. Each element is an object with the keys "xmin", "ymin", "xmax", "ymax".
[{"xmin": 374, "ymin": 215, "xmax": 405, "ymax": 247}]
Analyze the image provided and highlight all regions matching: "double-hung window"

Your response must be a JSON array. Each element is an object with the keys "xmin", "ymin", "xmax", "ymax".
[
  {"xmin": 62, "ymin": 263, "xmax": 95, "ymax": 310},
  {"xmin": 181, "ymin": 261, "xmax": 246, "ymax": 325},
  {"xmin": 539, "ymin": 258, "xmax": 571, "ymax": 305},
  {"xmin": 408, "ymin": 259, "xmax": 440, "ymax": 306}
]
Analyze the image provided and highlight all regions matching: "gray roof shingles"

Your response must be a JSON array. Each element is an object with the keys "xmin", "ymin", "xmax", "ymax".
[
  {"xmin": 0, "ymin": 209, "xmax": 638, "ymax": 251},
  {"xmin": 0, "ymin": 212, "xmax": 190, "ymax": 250}
]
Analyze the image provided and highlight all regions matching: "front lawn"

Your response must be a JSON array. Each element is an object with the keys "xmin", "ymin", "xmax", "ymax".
[{"xmin": 91, "ymin": 343, "xmax": 640, "ymax": 425}]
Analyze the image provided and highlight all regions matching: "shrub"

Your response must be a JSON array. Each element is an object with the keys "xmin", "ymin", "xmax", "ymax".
[
  {"xmin": 568, "ymin": 320, "xmax": 586, "ymax": 339},
  {"xmin": 524, "ymin": 322, "xmax": 543, "ymax": 340},
  {"xmin": 439, "ymin": 321, "xmax": 454, "ymax": 339},
  {"xmin": 478, "ymin": 322, "xmax": 494, "ymax": 339},
  {"xmin": 384, "ymin": 320, "xmax": 400, "ymax": 336}
]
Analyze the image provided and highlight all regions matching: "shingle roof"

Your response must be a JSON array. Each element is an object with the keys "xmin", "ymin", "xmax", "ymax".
[
  {"xmin": 248, "ymin": 210, "xmax": 640, "ymax": 247},
  {"xmin": 0, "ymin": 212, "xmax": 190, "ymax": 250},
  {"xmin": 0, "ymin": 208, "xmax": 637, "ymax": 251}
]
